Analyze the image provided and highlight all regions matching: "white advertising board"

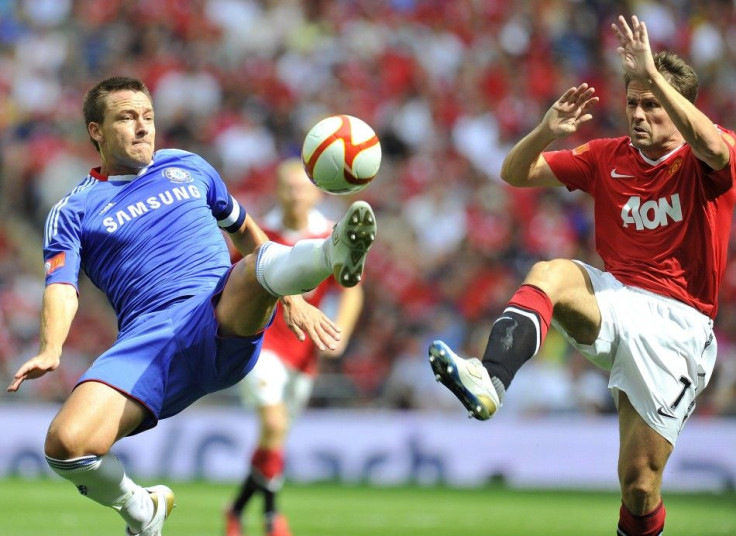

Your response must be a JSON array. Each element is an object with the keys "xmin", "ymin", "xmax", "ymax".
[{"xmin": 1, "ymin": 404, "xmax": 734, "ymax": 491}]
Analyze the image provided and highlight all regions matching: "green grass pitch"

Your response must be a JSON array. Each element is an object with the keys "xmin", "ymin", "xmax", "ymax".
[{"xmin": 1, "ymin": 478, "xmax": 734, "ymax": 535}]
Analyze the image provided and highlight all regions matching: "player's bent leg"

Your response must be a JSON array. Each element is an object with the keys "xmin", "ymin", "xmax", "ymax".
[
  {"xmin": 428, "ymin": 340, "xmax": 503, "ymax": 420},
  {"xmin": 617, "ymin": 393, "xmax": 670, "ymax": 535},
  {"xmin": 524, "ymin": 259, "xmax": 601, "ymax": 345},
  {"xmin": 46, "ymin": 381, "xmax": 149, "ymax": 459},
  {"xmin": 617, "ymin": 393, "xmax": 672, "ymax": 513},
  {"xmin": 228, "ymin": 357, "xmax": 290, "ymax": 533},
  {"xmin": 430, "ymin": 260, "xmax": 600, "ymax": 423},
  {"xmin": 46, "ymin": 451, "xmax": 169, "ymax": 534},
  {"xmin": 255, "ymin": 404, "xmax": 290, "ymax": 536},
  {"xmin": 217, "ymin": 253, "xmax": 279, "ymax": 337},
  {"xmin": 250, "ymin": 201, "xmax": 376, "ymax": 298},
  {"xmin": 44, "ymin": 382, "xmax": 169, "ymax": 534}
]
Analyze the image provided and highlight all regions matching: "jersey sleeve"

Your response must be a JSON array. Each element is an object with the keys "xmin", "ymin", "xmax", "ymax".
[
  {"xmin": 43, "ymin": 194, "xmax": 84, "ymax": 290},
  {"xmin": 195, "ymin": 154, "xmax": 247, "ymax": 233},
  {"xmin": 543, "ymin": 140, "xmax": 602, "ymax": 195}
]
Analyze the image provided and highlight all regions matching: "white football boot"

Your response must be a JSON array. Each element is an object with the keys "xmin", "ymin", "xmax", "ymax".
[
  {"xmin": 125, "ymin": 485, "xmax": 176, "ymax": 536},
  {"xmin": 428, "ymin": 340, "xmax": 502, "ymax": 420},
  {"xmin": 326, "ymin": 200, "xmax": 376, "ymax": 287}
]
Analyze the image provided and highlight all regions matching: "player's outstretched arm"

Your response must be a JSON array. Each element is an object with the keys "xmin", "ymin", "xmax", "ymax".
[
  {"xmin": 229, "ymin": 214, "xmax": 269, "ymax": 258},
  {"xmin": 501, "ymin": 83, "xmax": 598, "ymax": 188},
  {"xmin": 612, "ymin": 14, "xmax": 729, "ymax": 170},
  {"xmin": 321, "ymin": 285, "xmax": 363, "ymax": 358},
  {"xmin": 7, "ymin": 283, "xmax": 78, "ymax": 392}
]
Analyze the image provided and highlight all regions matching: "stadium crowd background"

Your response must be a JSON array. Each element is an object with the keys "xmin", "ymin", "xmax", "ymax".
[{"xmin": 0, "ymin": 0, "xmax": 735, "ymax": 417}]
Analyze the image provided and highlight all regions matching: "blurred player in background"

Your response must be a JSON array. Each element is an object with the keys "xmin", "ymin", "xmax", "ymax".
[
  {"xmin": 7, "ymin": 76, "xmax": 377, "ymax": 536},
  {"xmin": 224, "ymin": 159, "xmax": 364, "ymax": 536},
  {"xmin": 429, "ymin": 15, "xmax": 736, "ymax": 536}
]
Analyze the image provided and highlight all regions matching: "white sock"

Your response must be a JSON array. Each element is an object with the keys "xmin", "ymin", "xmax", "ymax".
[
  {"xmin": 46, "ymin": 453, "xmax": 154, "ymax": 532},
  {"xmin": 255, "ymin": 239, "xmax": 331, "ymax": 296}
]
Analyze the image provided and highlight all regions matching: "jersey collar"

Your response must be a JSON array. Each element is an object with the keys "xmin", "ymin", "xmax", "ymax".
[
  {"xmin": 632, "ymin": 142, "xmax": 686, "ymax": 166},
  {"xmin": 89, "ymin": 167, "xmax": 142, "ymax": 183}
]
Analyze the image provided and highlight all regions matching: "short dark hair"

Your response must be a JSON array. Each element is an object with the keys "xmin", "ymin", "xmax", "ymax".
[
  {"xmin": 82, "ymin": 76, "xmax": 152, "ymax": 151},
  {"xmin": 624, "ymin": 51, "xmax": 698, "ymax": 103}
]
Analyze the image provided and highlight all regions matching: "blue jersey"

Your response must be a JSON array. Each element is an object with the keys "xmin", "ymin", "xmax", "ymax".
[{"xmin": 43, "ymin": 149, "xmax": 246, "ymax": 331}]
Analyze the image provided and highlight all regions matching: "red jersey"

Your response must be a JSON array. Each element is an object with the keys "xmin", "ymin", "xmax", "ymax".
[
  {"xmin": 260, "ymin": 208, "xmax": 338, "ymax": 375},
  {"xmin": 544, "ymin": 130, "xmax": 736, "ymax": 318}
]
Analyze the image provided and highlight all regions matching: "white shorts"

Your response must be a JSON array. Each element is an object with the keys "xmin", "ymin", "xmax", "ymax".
[
  {"xmin": 239, "ymin": 349, "xmax": 314, "ymax": 420},
  {"xmin": 553, "ymin": 262, "xmax": 717, "ymax": 446}
]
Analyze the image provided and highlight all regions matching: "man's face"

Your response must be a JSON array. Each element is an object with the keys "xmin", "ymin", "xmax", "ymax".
[
  {"xmin": 89, "ymin": 90, "xmax": 155, "ymax": 174},
  {"xmin": 277, "ymin": 166, "xmax": 322, "ymax": 216},
  {"xmin": 625, "ymin": 81, "xmax": 682, "ymax": 159}
]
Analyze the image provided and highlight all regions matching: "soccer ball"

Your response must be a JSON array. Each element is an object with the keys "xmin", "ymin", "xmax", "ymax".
[{"xmin": 301, "ymin": 114, "xmax": 381, "ymax": 195}]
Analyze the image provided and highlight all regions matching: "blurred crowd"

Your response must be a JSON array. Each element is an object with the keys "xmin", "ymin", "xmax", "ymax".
[{"xmin": 1, "ymin": 0, "xmax": 736, "ymax": 417}]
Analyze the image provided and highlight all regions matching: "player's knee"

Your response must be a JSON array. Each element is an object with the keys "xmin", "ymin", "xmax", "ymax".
[
  {"xmin": 526, "ymin": 259, "xmax": 568, "ymax": 295},
  {"xmin": 44, "ymin": 421, "xmax": 108, "ymax": 460},
  {"xmin": 261, "ymin": 414, "xmax": 289, "ymax": 442},
  {"xmin": 620, "ymin": 470, "xmax": 660, "ymax": 514},
  {"xmin": 621, "ymin": 482, "xmax": 659, "ymax": 514}
]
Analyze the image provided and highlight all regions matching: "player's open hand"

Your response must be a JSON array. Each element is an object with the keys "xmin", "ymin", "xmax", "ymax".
[
  {"xmin": 612, "ymin": 15, "xmax": 656, "ymax": 82},
  {"xmin": 543, "ymin": 83, "xmax": 598, "ymax": 138},
  {"xmin": 279, "ymin": 295, "xmax": 341, "ymax": 351},
  {"xmin": 7, "ymin": 352, "xmax": 61, "ymax": 392}
]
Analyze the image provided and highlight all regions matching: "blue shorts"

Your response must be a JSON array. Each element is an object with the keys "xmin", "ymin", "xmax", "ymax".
[{"xmin": 77, "ymin": 268, "xmax": 268, "ymax": 434}]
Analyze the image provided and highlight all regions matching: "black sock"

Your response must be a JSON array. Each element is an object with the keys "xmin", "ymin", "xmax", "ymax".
[
  {"xmin": 482, "ymin": 310, "xmax": 542, "ymax": 390},
  {"xmin": 231, "ymin": 473, "xmax": 262, "ymax": 515},
  {"xmin": 265, "ymin": 508, "xmax": 279, "ymax": 533},
  {"xmin": 264, "ymin": 487, "xmax": 276, "ymax": 517}
]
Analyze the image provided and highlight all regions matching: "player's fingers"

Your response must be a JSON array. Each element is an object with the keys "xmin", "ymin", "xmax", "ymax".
[
  {"xmin": 610, "ymin": 23, "xmax": 620, "ymax": 40},
  {"xmin": 575, "ymin": 87, "xmax": 595, "ymax": 104},
  {"xmin": 299, "ymin": 318, "xmax": 333, "ymax": 350},
  {"xmin": 568, "ymin": 85, "xmax": 593, "ymax": 107},
  {"xmin": 320, "ymin": 317, "xmax": 340, "ymax": 336},
  {"xmin": 631, "ymin": 15, "xmax": 640, "ymax": 34},
  {"xmin": 7, "ymin": 377, "xmax": 23, "ymax": 392},
  {"xmin": 581, "ymin": 96, "xmax": 599, "ymax": 110},
  {"xmin": 308, "ymin": 325, "xmax": 332, "ymax": 351},
  {"xmin": 572, "ymin": 83, "xmax": 588, "ymax": 95},
  {"xmin": 321, "ymin": 319, "xmax": 343, "ymax": 348},
  {"xmin": 288, "ymin": 323, "xmax": 306, "ymax": 342},
  {"xmin": 577, "ymin": 113, "xmax": 594, "ymax": 125},
  {"xmin": 558, "ymin": 86, "xmax": 578, "ymax": 103},
  {"xmin": 7, "ymin": 368, "xmax": 28, "ymax": 392},
  {"xmin": 617, "ymin": 15, "xmax": 632, "ymax": 37}
]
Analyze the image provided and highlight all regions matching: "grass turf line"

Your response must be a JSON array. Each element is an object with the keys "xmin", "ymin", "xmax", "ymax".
[{"xmin": 0, "ymin": 478, "xmax": 734, "ymax": 536}]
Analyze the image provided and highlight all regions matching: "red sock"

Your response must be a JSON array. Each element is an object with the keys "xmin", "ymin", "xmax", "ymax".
[
  {"xmin": 507, "ymin": 284, "xmax": 553, "ymax": 348},
  {"xmin": 251, "ymin": 448, "xmax": 284, "ymax": 481},
  {"xmin": 482, "ymin": 284, "xmax": 554, "ymax": 389},
  {"xmin": 618, "ymin": 501, "xmax": 666, "ymax": 536}
]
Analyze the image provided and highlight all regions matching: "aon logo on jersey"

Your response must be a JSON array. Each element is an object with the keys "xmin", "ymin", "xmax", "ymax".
[{"xmin": 621, "ymin": 194, "xmax": 682, "ymax": 230}]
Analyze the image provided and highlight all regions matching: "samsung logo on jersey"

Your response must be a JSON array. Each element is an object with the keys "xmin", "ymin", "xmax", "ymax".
[{"xmin": 103, "ymin": 185, "xmax": 202, "ymax": 233}]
